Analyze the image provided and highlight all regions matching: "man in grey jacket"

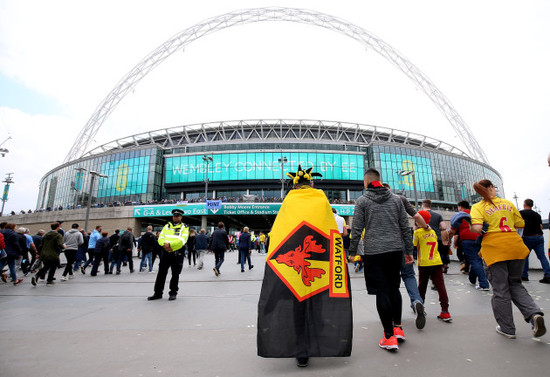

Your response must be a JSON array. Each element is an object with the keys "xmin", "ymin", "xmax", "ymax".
[
  {"xmin": 61, "ymin": 223, "xmax": 84, "ymax": 281},
  {"xmin": 349, "ymin": 168, "xmax": 414, "ymax": 351}
]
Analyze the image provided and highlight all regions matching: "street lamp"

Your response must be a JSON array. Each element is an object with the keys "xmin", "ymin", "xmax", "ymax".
[
  {"xmin": 202, "ymin": 155, "xmax": 213, "ymax": 200},
  {"xmin": 0, "ymin": 136, "xmax": 11, "ymax": 158},
  {"xmin": 278, "ymin": 156, "xmax": 288, "ymax": 198},
  {"xmin": 84, "ymin": 171, "xmax": 108, "ymax": 231},
  {"xmin": 397, "ymin": 170, "xmax": 418, "ymax": 210},
  {"xmin": 0, "ymin": 173, "xmax": 14, "ymax": 217},
  {"xmin": 513, "ymin": 192, "xmax": 519, "ymax": 208},
  {"xmin": 74, "ymin": 167, "xmax": 87, "ymax": 207}
]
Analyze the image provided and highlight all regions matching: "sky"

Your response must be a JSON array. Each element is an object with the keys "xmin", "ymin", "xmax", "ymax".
[{"xmin": 0, "ymin": 0, "xmax": 549, "ymax": 217}]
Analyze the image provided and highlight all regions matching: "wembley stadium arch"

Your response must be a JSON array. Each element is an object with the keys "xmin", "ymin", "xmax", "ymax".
[
  {"xmin": 35, "ymin": 8, "xmax": 501, "ymax": 232},
  {"xmin": 64, "ymin": 7, "xmax": 489, "ymax": 165}
]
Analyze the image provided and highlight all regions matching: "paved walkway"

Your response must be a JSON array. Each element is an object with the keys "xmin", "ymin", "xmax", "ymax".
[{"xmin": 1, "ymin": 253, "xmax": 549, "ymax": 377}]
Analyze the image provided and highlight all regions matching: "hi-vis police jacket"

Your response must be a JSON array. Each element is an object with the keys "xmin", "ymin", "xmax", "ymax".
[{"xmin": 158, "ymin": 222, "xmax": 189, "ymax": 253}]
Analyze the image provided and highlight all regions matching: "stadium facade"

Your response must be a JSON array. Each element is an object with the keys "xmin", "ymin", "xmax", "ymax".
[{"xmin": 36, "ymin": 119, "xmax": 502, "ymax": 230}]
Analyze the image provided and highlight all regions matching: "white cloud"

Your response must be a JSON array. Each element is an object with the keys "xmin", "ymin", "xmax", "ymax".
[{"xmin": 0, "ymin": 106, "xmax": 76, "ymax": 213}]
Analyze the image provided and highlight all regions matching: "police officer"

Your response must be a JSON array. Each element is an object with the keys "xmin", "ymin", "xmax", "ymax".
[{"xmin": 147, "ymin": 208, "xmax": 189, "ymax": 301}]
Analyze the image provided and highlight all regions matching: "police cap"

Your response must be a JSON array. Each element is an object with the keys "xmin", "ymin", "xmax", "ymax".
[{"xmin": 172, "ymin": 208, "xmax": 184, "ymax": 216}]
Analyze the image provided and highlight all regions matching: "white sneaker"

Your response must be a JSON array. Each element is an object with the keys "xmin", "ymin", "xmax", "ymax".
[{"xmin": 60, "ymin": 276, "xmax": 68, "ymax": 281}]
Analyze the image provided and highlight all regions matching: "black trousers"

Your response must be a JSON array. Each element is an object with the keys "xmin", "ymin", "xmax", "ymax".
[
  {"xmin": 20, "ymin": 251, "xmax": 30, "ymax": 274},
  {"xmin": 37, "ymin": 259, "xmax": 58, "ymax": 282},
  {"xmin": 154, "ymin": 251, "xmax": 183, "ymax": 296},
  {"xmin": 62, "ymin": 249, "xmax": 77, "ymax": 276},
  {"xmin": 363, "ymin": 251, "xmax": 403, "ymax": 338},
  {"xmin": 187, "ymin": 249, "xmax": 196, "ymax": 265},
  {"xmin": 117, "ymin": 250, "xmax": 134, "ymax": 272},
  {"xmin": 91, "ymin": 250, "xmax": 109, "ymax": 276}
]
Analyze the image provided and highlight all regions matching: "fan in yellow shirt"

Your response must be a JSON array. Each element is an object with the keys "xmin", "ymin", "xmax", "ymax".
[
  {"xmin": 413, "ymin": 210, "xmax": 450, "ymax": 322},
  {"xmin": 470, "ymin": 179, "xmax": 545, "ymax": 339}
]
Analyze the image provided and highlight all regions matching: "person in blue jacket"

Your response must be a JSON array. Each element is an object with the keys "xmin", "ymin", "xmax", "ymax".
[{"xmin": 238, "ymin": 227, "xmax": 254, "ymax": 272}]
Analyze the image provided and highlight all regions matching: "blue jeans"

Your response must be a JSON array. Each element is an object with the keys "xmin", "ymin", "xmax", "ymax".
[
  {"xmin": 140, "ymin": 252, "xmax": 153, "ymax": 272},
  {"xmin": 73, "ymin": 260, "xmax": 83, "ymax": 271},
  {"xmin": 522, "ymin": 235, "xmax": 550, "ymax": 278},
  {"xmin": 214, "ymin": 250, "xmax": 225, "ymax": 271},
  {"xmin": 1, "ymin": 258, "xmax": 18, "ymax": 281},
  {"xmin": 82, "ymin": 255, "xmax": 94, "ymax": 269},
  {"xmin": 462, "ymin": 239, "xmax": 490, "ymax": 288},
  {"xmin": 240, "ymin": 249, "xmax": 252, "ymax": 270},
  {"xmin": 401, "ymin": 254, "xmax": 423, "ymax": 308}
]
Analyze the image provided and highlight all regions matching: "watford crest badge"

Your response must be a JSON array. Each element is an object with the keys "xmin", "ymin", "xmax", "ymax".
[{"xmin": 267, "ymin": 221, "xmax": 349, "ymax": 301}]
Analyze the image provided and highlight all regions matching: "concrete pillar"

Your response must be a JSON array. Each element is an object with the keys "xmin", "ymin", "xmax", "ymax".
[
  {"xmin": 134, "ymin": 218, "xmax": 143, "ymax": 234},
  {"xmin": 201, "ymin": 215, "xmax": 207, "ymax": 230}
]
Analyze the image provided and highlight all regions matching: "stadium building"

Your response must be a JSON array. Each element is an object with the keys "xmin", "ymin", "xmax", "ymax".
[{"xmin": 36, "ymin": 119, "xmax": 502, "ymax": 231}]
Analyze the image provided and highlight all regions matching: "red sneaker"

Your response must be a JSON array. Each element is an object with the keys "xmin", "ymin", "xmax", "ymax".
[
  {"xmin": 379, "ymin": 335, "xmax": 399, "ymax": 350},
  {"xmin": 13, "ymin": 279, "xmax": 23, "ymax": 285},
  {"xmin": 438, "ymin": 311, "xmax": 452, "ymax": 322},
  {"xmin": 393, "ymin": 326, "xmax": 405, "ymax": 341}
]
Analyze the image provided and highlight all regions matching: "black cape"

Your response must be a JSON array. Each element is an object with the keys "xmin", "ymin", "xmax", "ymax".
[{"xmin": 257, "ymin": 187, "xmax": 352, "ymax": 358}]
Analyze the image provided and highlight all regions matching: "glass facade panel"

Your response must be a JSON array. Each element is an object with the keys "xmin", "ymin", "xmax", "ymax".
[
  {"xmin": 217, "ymin": 190, "xmax": 246, "ymax": 199},
  {"xmin": 164, "ymin": 152, "xmax": 365, "ymax": 184},
  {"xmin": 249, "ymin": 189, "xmax": 281, "ymax": 199},
  {"xmin": 372, "ymin": 145, "xmax": 503, "ymax": 206},
  {"xmin": 36, "ymin": 148, "xmax": 162, "ymax": 209},
  {"xmin": 36, "ymin": 137, "xmax": 502, "ymax": 210}
]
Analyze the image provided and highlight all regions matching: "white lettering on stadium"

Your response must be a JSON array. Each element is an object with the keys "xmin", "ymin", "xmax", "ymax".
[{"xmin": 168, "ymin": 154, "xmax": 362, "ymax": 181}]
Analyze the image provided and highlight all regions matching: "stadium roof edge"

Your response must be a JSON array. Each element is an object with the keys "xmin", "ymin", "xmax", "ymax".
[{"xmin": 81, "ymin": 119, "xmax": 470, "ymax": 158}]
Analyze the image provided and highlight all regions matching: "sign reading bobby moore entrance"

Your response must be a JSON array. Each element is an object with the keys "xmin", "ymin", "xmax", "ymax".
[{"xmin": 132, "ymin": 203, "xmax": 355, "ymax": 217}]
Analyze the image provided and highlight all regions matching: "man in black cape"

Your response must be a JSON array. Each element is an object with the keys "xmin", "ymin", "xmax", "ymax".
[{"xmin": 257, "ymin": 166, "xmax": 353, "ymax": 367}]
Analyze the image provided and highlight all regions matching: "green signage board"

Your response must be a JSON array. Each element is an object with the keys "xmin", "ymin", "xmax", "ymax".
[
  {"xmin": 165, "ymin": 152, "xmax": 364, "ymax": 184},
  {"xmin": 132, "ymin": 203, "xmax": 354, "ymax": 217}
]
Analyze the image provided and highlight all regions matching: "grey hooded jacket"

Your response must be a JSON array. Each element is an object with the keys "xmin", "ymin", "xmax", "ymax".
[
  {"xmin": 349, "ymin": 187, "xmax": 413, "ymax": 256},
  {"xmin": 63, "ymin": 228, "xmax": 84, "ymax": 250}
]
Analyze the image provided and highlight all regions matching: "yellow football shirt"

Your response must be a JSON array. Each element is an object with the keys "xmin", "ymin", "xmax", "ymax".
[
  {"xmin": 413, "ymin": 228, "xmax": 442, "ymax": 267},
  {"xmin": 470, "ymin": 197, "xmax": 525, "ymax": 233}
]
